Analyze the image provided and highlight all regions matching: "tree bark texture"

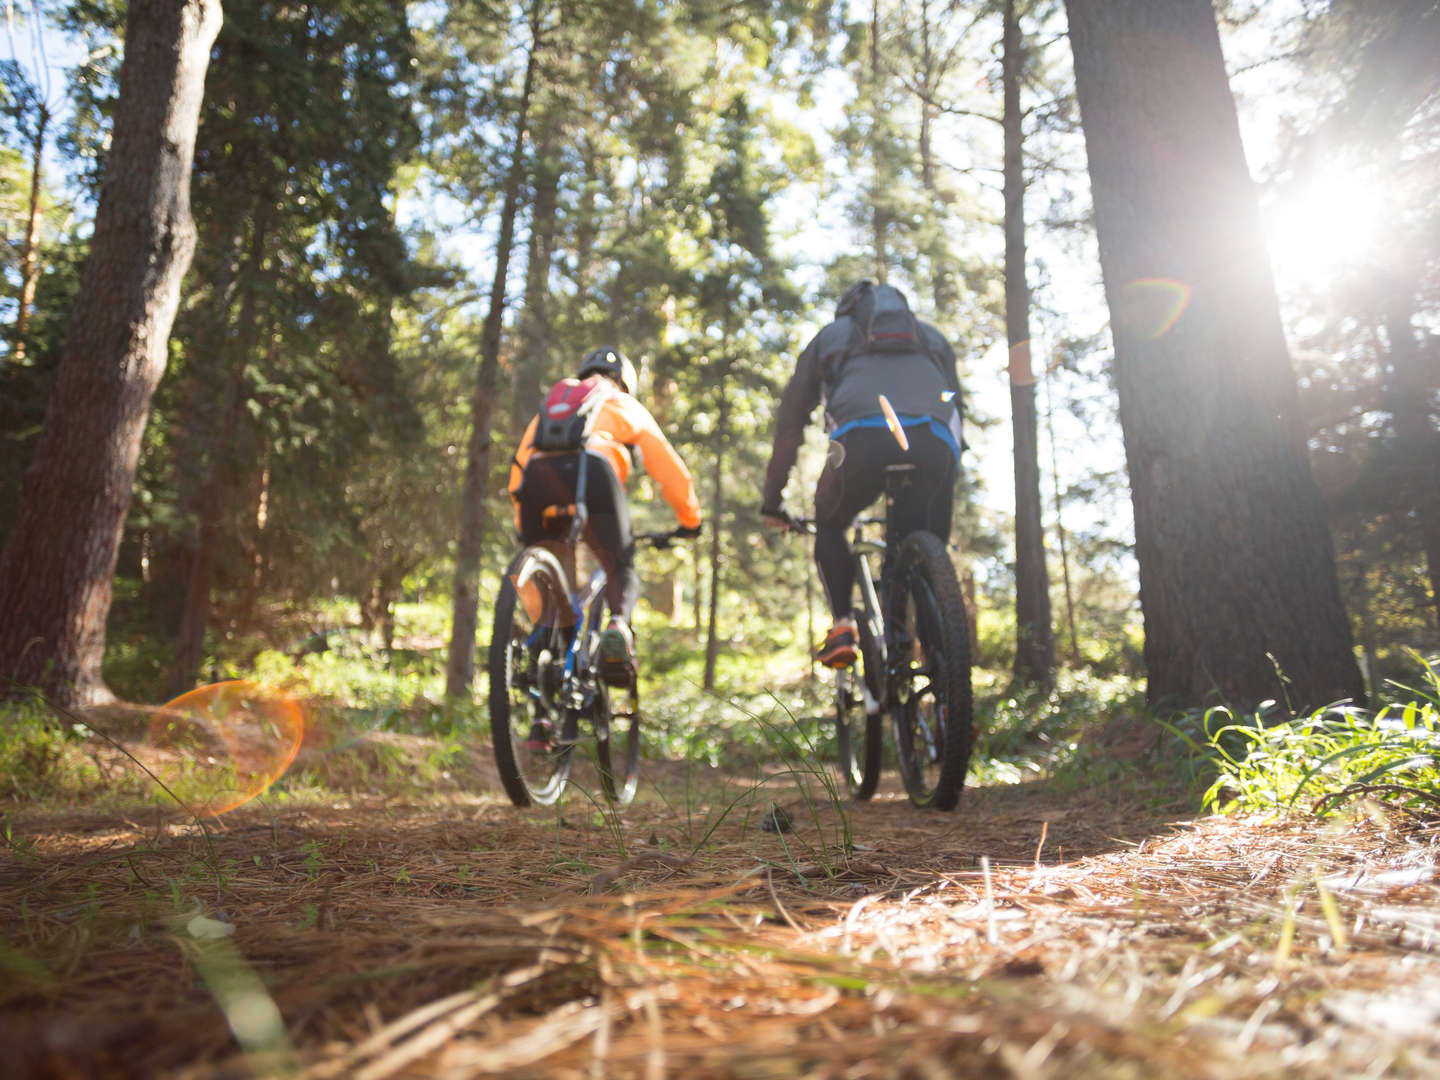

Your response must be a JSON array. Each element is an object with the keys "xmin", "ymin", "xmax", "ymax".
[
  {"xmin": 445, "ymin": 13, "xmax": 539, "ymax": 699},
  {"xmin": 1383, "ymin": 297, "xmax": 1440, "ymax": 632},
  {"xmin": 1004, "ymin": 0, "xmax": 1054, "ymax": 690},
  {"xmin": 0, "ymin": 0, "xmax": 222, "ymax": 711},
  {"xmin": 1065, "ymin": 0, "xmax": 1364, "ymax": 710}
]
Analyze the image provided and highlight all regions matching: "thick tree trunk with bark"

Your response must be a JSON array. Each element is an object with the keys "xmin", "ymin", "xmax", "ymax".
[
  {"xmin": 1004, "ymin": 0, "xmax": 1054, "ymax": 691},
  {"xmin": 1383, "ymin": 297, "xmax": 1440, "ymax": 631},
  {"xmin": 445, "ymin": 15, "xmax": 539, "ymax": 699},
  {"xmin": 0, "ymin": 0, "xmax": 221, "ymax": 711},
  {"xmin": 1065, "ymin": 0, "xmax": 1364, "ymax": 710}
]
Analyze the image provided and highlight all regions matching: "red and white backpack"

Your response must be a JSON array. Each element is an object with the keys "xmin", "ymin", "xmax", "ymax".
[{"xmin": 532, "ymin": 375, "xmax": 613, "ymax": 452}]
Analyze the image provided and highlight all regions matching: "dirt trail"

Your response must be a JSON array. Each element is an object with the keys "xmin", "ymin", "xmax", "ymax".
[{"xmin": 3, "ymin": 759, "xmax": 1439, "ymax": 1078}]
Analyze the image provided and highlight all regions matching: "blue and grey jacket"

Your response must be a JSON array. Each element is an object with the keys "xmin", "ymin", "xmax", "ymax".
[{"xmin": 763, "ymin": 286, "xmax": 964, "ymax": 510}]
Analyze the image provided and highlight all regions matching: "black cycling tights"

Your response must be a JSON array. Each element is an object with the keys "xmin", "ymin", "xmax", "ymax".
[
  {"xmin": 813, "ymin": 424, "xmax": 957, "ymax": 619},
  {"xmin": 517, "ymin": 452, "xmax": 638, "ymax": 621}
]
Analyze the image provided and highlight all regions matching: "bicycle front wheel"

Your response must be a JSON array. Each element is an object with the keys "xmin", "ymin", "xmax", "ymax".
[
  {"xmin": 835, "ymin": 609, "xmax": 883, "ymax": 800},
  {"xmin": 487, "ymin": 547, "xmax": 577, "ymax": 807},
  {"xmin": 888, "ymin": 531, "xmax": 974, "ymax": 810}
]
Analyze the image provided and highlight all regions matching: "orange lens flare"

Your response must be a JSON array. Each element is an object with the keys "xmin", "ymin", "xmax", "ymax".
[
  {"xmin": 878, "ymin": 394, "xmax": 910, "ymax": 451},
  {"xmin": 143, "ymin": 681, "xmax": 305, "ymax": 816},
  {"xmin": 1115, "ymin": 278, "xmax": 1192, "ymax": 341}
]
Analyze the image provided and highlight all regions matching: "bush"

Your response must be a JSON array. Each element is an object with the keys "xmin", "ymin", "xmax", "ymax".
[{"xmin": 1166, "ymin": 654, "xmax": 1440, "ymax": 817}]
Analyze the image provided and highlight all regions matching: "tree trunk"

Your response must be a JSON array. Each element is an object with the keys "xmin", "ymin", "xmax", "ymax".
[
  {"xmin": 1065, "ymin": 0, "xmax": 1364, "ymax": 710},
  {"xmin": 169, "ymin": 219, "xmax": 269, "ymax": 696},
  {"xmin": 918, "ymin": 0, "xmax": 937, "ymax": 195},
  {"xmin": 868, "ymin": 0, "xmax": 889, "ymax": 280},
  {"xmin": 0, "ymin": 0, "xmax": 221, "ymax": 711},
  {"xmin": 1382, "ymin": 294, "xmax": 1440, "ymax": 632},
  {"xmin": 702, "ymin": 380, "xmax": 729, "ymax": 691},
  {"xmin": 692, "ymin": 544, "xmax": 703, "ymax": 634},
  {"xmin": 13, "ymin": 105, "xmax": 49, "ymax": 363},
  {"xmin": 445, "ymin": 10, "xmax": 540, "ymax": 699},
  {"xmin": 1004, "ymin": 0, "xmax": 1054, "ymax": 691},
  {"xmin": 1045, "ymin": 355, "xmax": 1082, "ymax": 667},
  {"xmin": 510, "ymin": 117, "xmax": 561, "ymax": 435}
]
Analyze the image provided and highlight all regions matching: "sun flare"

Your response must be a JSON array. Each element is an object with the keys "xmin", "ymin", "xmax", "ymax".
[{"xmin": 1262, "ymin": 172, "xmax": 1384, "ymax": 288}]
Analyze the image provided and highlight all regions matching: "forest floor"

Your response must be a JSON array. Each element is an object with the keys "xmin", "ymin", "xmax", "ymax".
[{"xmin": 3, "ymin": 708, "xmax": 1440, "ymax": 1079}]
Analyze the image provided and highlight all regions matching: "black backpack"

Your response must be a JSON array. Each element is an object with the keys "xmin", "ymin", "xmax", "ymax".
[
  {"xmin": 826, "ymin": 282, "xmax": 948, "ymax": 385},
  {"xmin": 819, "ymin": 282, "xmax": 960, "ymax": 433},
  {"xmin": 532, "ymin": 375, "xmax": 613, "ymax": 452},
  {"xmin": 847, "ymin": 281, "xmax": 922, "ymax": 349}
]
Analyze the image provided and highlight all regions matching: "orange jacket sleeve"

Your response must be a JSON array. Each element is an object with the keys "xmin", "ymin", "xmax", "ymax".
[{"xmin": 599, "ymin": 396, "xmax": 702, "ymax": 530}]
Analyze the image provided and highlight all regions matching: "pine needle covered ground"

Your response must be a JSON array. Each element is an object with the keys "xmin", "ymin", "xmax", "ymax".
[{"xmin": 3, "ymin": 712, "xmax": 1439, "ymax": 1078}]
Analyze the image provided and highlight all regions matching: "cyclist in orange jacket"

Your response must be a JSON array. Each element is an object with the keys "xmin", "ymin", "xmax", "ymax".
[{"xmin": 509, "ymin": 346, "xmax": 702, "ymax": 684}]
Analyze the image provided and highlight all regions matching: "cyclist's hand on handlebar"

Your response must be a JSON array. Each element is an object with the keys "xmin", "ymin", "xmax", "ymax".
[
  {"xmin": 760, "ymin": 504, "xmax": 792, "ymax": 532},
  {"xmin": 673, "ymin": 522, "xmax": 703, "ymax": 540}
]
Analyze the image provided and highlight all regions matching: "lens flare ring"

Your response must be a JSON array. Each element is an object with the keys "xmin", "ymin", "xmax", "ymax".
[{"xmin": 143, "ymin": 681, "xmax": 305, "ymax": 816}]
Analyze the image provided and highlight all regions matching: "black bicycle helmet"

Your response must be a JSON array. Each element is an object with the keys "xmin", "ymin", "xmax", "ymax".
[
  {"xmin": 577, "ymin": 346, "xmax": 638, "ymax": 395},
  {"xmin": 835, "ymin": 279, "xmax": 874, "ymax": 317}
]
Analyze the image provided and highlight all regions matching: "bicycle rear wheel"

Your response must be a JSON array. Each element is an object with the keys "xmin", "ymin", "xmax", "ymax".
[
  {"xmin": 835, "ymin": 610, "xmax": 883, "ymax": 800},
  {"xmin": 595, "ymin": 679, "xmax": 640, "ymax": 804},
  {"xmin": 888, "ymin": 531, "xmax": 974, "ymax": 810},
  {"xmin": 487, "ymin": 547, "xmax": 577, "ymax": 807}
]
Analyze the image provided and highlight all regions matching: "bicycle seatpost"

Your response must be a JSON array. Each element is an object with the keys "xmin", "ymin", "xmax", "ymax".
[
  {"xmin": 568, "ymin": 447, "xmax": 591, "ymax": 546},
  {"xmin": 881, "ymin": 464, "xmax": 917, "ymax": 585}
]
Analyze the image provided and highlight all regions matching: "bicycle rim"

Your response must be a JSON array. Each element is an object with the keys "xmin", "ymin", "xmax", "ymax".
[
  {"xmin": 596, "ymin": 680, "xmax": 641, "ymax": 805},
  {"xmin": 889, "ymin": 532, "xmax": 974, "ymax": 810},
  {"xmin": 487, "ymin": 547, "xmax": 576, "ymax": 806}
]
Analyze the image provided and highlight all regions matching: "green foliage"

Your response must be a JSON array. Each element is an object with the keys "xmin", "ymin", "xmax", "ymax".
[
  {"xmin": 0, "ymin": 704, "xmax": 150, "ymax": 806},
  {"xmin": 0, "ymin": 703, "xmax": 71, "ymax": 802},
  {"xmin": 970, "ymin": 668, "xmax": 1145, "ymax": 787},
  {"xmin": 1165, "ymin": 655, "xmax": 1440, "ymax": 818}
]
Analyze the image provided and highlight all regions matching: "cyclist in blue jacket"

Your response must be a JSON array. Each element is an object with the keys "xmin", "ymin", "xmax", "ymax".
[{"xmin": 762, "ymin": 280, "xmax": 965, "ymax": 668}]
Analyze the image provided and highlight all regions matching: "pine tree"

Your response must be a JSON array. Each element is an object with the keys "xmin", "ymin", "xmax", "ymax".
[
  {"xmin": 1065, "ymin": 0, "xmax": 1365, "ymax": 709},
  {"xmin": 0, "ymin": 0, "xmax": 221, "ymax": 710}
]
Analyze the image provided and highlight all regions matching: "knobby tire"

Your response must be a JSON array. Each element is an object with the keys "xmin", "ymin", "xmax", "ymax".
[
  {"xmin": 487, "ymin": 547, "xmax": 577, "ymax": 807},
  {"xmin": 595, "ymin": 678, "xmax": 641, "ymax": 805},
  {"xmin": 889, "ymin": 531, "xmax": 974, "ymax": 810}
]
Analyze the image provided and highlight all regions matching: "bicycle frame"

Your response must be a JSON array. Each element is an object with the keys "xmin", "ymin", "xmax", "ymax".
[
  {"xmin": 556, "ymin": 563, "xmax": 607, "ymax": 716},
  {"xmin": 852, "ymin": 463, "xmax": 920, "ymax": 696}
]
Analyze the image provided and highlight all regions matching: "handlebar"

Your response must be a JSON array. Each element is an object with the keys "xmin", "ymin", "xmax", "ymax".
[
  {"xmin": 636, "ymin": 526, "xmax": 702, "ymax": 550},
  {"xmin": 766, "ymin": 510, "xmax": 815, "ymax": 535},
  {"xmin": 765, "ymin": 511, "xmax": 884, "ymax": 536}
]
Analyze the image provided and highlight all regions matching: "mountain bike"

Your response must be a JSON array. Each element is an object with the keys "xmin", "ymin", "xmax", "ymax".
[
  {"xmin": 790, "ymin": 463, "xmax": 975, "ymax": 809},
  {"xmin": 486, "ymin": 529, "xmax": 682, "ymax": 806},
  {"xmin": 487, "ymin": 528, "xmax": 684, "ymax": 808},
  {"xmin": 487, "ymin": 502, "xmax": 689, "ymax": 808}
]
